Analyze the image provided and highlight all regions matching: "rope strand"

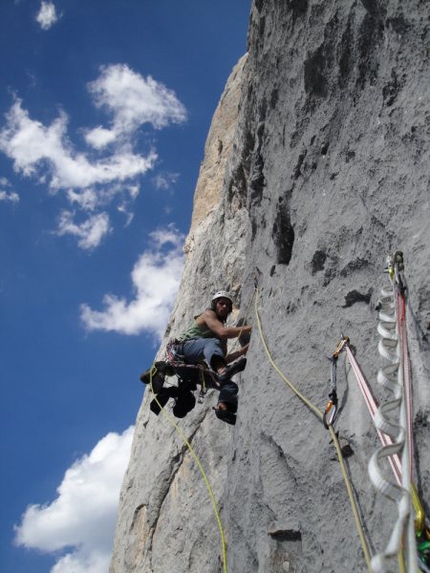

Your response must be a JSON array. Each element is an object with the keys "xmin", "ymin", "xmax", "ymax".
[
  {"xmin": 253, "ymin": 284, "xmax": 372, "ymax": 571},
  {"xmin": 149, "ymin": 371, "xmax": 228, "ymax": 573}
]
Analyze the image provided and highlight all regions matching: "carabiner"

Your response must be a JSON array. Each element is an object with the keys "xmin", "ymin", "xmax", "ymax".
[{"xmin": 323, "ymin": 391, "xmax": 338, "ymax": 429}]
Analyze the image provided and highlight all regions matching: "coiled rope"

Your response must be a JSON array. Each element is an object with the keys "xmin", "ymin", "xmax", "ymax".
[
  {"xmin": 344, "ymin": 328, "xmax": 428, "ymax": 573},
  {"xmin": 368, "ymin": 253, "xmax": 419, "ymax": 573},
  {"xmin": 253, "ymin": 283, "xmax": 372, "ymax": 571},
  {"xmin": 345, "ymin": 342, "xmax": 402, "ymax": 485},
  {"xmin": 337, "ymin": 252, "xmax": 429, "ymax": 572},
  {"xmin": 149, "ymin": 371, "xmax": 228, "ymax": 573}
]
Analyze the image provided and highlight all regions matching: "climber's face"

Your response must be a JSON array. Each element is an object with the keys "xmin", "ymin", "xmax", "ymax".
[{"xmin": 215, "ymin": 297, "xmax": 232, "ymax": 319}]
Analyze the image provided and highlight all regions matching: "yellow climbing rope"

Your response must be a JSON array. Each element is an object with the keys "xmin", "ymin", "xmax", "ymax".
[
  {"xmin": 253, "ymin": 287, "xmax": 323, "ymax": 421},
  {"xmin": 253, "ymin": 284, "xmax": 372, "ymax": 571},
  {"xmin": 327, "ymin": 423, "xmax": 373, "ymax": 569},
  {"xmin": 149, "ymin": 370, "xmax": 228, "ymax": 573},
  {"xmin": 228, "ymin": 288, "xmax": 257, "ymax": 356}
]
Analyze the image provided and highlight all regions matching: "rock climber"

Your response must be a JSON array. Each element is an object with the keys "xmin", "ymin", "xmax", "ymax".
[{"xmin": 169, "ymin": 290, "xmax": 252, "ymax": 424}]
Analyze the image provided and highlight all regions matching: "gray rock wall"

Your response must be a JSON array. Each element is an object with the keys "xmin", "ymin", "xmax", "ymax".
[{"xmin": 110, "ymin": 1, "xmax": 429, "ymax": 572}]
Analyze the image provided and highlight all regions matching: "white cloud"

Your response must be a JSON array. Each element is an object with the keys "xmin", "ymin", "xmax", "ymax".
[
  {"xmin": 84, "ymin": 126, "xmax": 116, "ymax": 150},
  {"xmin": 87, "ymin": 64, "xmax": 187, "ymax": 146},
  {"xmin": 0, "ymin": 65, "xmax": 187, "ymax": 249},
  {"xmin": 127, "ymin": 184, "xmax": 139, "ymax": 200},
  {"xmin": 15, "ymin": 426, "xmax": 134, "ymax": 573},
  {"xmin": 0, "ymin": 190, "xmax": 19, "ymax": 203},
  {"xmin": 56, "ymin": 211, "xmax": 111, "ymax": 250},
  {"xmin": 80, "ymin": 224, "xmax": 185, "ymax": 338},
  {"xmin": 152, "ymin": 171, "xmax": 179, "ymax": 191},
  {"xmin": 0, "ymin": 177, "xmax": 19, "ymax": 203},
  {"xmin": 36, "ymin": 1, "xmax": 59, "ymax": 30},
  {"xmin": 115, "ymin": 185, "xmax": 140, "ymax": 226},
  {"xmin": 0, "ymin": 100, "xmax": 158, "ymax": 190},
  {"xmin": 51, "ymin": 551, "xmax": 111, "ymax": 573},
  {"xmin": 66, "ymin": 188, "xmax": 99, "ymax": 211}
]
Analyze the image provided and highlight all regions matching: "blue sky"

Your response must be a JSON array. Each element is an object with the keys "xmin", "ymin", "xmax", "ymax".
[{"xmin": 0, "ymin": 1, "xmax": 250, "ymax": 572}]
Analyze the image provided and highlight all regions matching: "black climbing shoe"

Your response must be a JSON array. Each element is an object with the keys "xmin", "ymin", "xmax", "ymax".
[
  {"xmin": 150, "ymin": 389, "xmax": 169, "ymax": 415},
  {"xmin": 140, "ymin": 361, "xmax": 166, "ymax": 394},
  {"xmin": 214, "ymin": 408, "xmax": 237, "ymax": 425},
  {"xmin": 172, "ymin": 388, "xmax": 196, "ymax": 418},
  {"xmin": 149, "ymin": 387, "xmax": 179, "ymax": 415},
  {"xmin": 216, "ymin": 357, "xmax": 247, "ymax": 383},
  {"xmin": 213, "ymin": 407, "xmax": 237, "ymax": 425}
]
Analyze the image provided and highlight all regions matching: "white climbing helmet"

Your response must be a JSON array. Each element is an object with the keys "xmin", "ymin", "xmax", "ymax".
[{"xmin": 211, "ymin": 290, "xmax": 233, "ymax": 310}]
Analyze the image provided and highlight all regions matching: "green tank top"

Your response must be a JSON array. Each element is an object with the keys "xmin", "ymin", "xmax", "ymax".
[{"xmin": 178, "ymin": 313, "xmax": 221, "ymax": 342}]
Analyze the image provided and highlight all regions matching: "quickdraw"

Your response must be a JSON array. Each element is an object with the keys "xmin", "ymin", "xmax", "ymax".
[
  {"xmin": 323, "ymin": 336, "xmax": 349, "ymax": 429},
  {"xmin": 384, "ymin": 250, "xmax": 406, "ymax": 292}
]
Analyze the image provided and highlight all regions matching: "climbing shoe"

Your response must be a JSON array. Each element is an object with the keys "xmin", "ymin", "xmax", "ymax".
[
  {"xmin": 213, "ymin": 407, "xmax": 237, "ymax": 425},
  {"xmin": 140, "ymin": 361, "xmax": 167, "ymax": 394},
  {"xmin": 216, "ymin": 357, "xmax": 247, "ymax": 383},
  {"xmin": 172, "ymin": 389, "xmax": 196, "ymax": 418},
  {"xmin": 149, "ymin": 387, "xmax": 179, "ymax": 416}
]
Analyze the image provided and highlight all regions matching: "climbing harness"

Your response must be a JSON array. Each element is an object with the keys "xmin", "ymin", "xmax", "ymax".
[{"xmin": 166, "ymin": 339, "xmax": 221, "ymax": 386}]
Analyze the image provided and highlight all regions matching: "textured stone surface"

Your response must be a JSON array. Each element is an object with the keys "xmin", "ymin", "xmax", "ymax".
[
  {"xmin": 189, "ymin": 54, "xmax": 248, "ymax": 235},
  {"xmin": 110, "ymin": 1, "xmax": 429, "ymax": 572}
]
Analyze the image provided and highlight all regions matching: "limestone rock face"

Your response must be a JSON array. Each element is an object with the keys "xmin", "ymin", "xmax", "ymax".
[
  {"xmin": 189, "ymin": 54, "xmax": 248, "ymax": 235},
  {"xmin": 110, "ymin": 2, "xmax": 429, "ymax": 572}
]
